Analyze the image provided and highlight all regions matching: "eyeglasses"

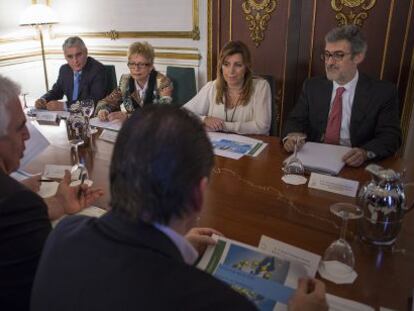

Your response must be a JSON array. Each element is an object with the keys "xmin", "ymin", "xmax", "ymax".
[
  {"xmin": 127, "ymin": 62, "xmax": 151, "ymax": 69},
  {"xmin": 320, "ymin": 51, "xmax": 352, "ymax": 62}
]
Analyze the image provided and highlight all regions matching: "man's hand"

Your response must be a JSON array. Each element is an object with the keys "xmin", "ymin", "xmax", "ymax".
[
  {"xmin": 288, "ymin": 278, "xmax": 328, "ymax": 311},
  {"xmin": 204, "ymin": 117, "xmax": 224, "ymax": 132},
  {"xmin": 97, "ymin": 109, "xmax": 110, "ymax": 121},
  {"xmin": 108, "ymin": 111, "xmax": 127, "ymax": 122},
  {"xmin": 283, "ymin": 132, "xmax": 306, "ymax": 152},
  {"xmin": 343, "ymin": 147, "xmax": 367, "ymax": 167},
  {"xmin": 185, "ymin": 227, "xmax": 223, "ymax": 255},
  {"xmin": 159, "ymin": 84, "xmax": 173, "ymax": 97},
  {"xmin": 21, "ymin": 175, "xmax": 41, "ymax": 193},
  {"xmin": 55, "ymin": 170, "xmax": 104, "ymax": 215},
  {"xmin": 35, "ymin": 98, "xmax": 47, "ymax": 109},
  {"xmin": 46, "ymin": 100, "xmax": 65, "ymax": 111}
]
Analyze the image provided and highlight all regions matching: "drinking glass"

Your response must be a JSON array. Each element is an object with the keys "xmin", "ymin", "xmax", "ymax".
[
  {"xmin": 320, "ymin": 203, "xmax": 363, "ymax": 279},
  {"xmin": 69, "ymin": 138, "xmax": 84, "ymax": 168},
  {"xmin": 282, "ymin": 135, "xmax": 306, "ymax": 185}
]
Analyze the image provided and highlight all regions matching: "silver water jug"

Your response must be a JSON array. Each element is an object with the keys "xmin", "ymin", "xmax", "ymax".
[{"xmin": 358, "ymin": 164, "xmax": 412, "ymax": 245}]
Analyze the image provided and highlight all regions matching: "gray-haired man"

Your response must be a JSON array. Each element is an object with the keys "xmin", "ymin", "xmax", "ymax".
[
  {"xmin": 35, "ymin": 36, "xmax": 107, "ymax": 111},
  {"xmin": 0, "ymin": 74, "xmax": 103, "ymax": 310},
  {"xmin": 283, "ymin": 25, "xmax": 401, "ymax": 167}
]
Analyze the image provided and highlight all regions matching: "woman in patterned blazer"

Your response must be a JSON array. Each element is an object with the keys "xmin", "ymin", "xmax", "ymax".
[{"xmin": 96, "ymin": 41, "xmax": 173, "ymax": 122}]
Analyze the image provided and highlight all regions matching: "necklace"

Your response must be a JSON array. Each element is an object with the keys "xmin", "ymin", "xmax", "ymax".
[{"xmin": 224, "ymin": 93, "xmax": 241, "ymax": 122}]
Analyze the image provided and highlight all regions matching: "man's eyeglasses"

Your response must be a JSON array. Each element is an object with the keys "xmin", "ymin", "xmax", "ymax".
[
  {"xmin": 127, "ymin": 62, "xmax": 151, "ymax": 69},
  {"xmin": 320, "ymin": 51, "xmax": 352, "ymax": 62}
]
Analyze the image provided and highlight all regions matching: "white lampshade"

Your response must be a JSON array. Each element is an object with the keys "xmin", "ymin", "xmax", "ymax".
[{"xmin": 20, "ymin": 4, "xmax": 59, "ymax": 26}]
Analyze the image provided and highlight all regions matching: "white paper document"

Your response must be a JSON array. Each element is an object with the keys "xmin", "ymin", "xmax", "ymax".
[
  {"xmin": 90, "ymin": 117, "xmax": 122, "ymax": 132},
  {"xmin": 38, "ymin": 179, "xmax": 93, "ymax": 198},
  {"xmin": 26, "ymin": 108, "xmax": 70, "ymax": 119},
  {"xmin": 36, "ymin": 112, "xmax": 58, "ymax": 123},
  {"xmin": 326, "ymin": 294, "xmax": 374, "ymax": 311},
  {"xmin": 284, "ymin": 142, "xmax": 351, "ymax": 175},
  {"xmin": 208, "ymin": 132, "xmax": 267, "ymax": 160},
  {"xmin": 19, "ymin": 122, "xmax": 50, "ymax": 169},
  {"xmin": 257, "ymin": 236, "xmax": 373, "ymax": 310},
  {"xmin": 258, "ymin": 235, "xmax": 321, "ymax": 277},
  {"xmin": 43, "ymin": 164, "xmax": 83, "ymax": 180},
  {"xmin": 308, "ymin": 173, "xmax": 360, "ymax": 197},
  {"xmin": 99, "ymin": 129, "xmax": 119, "ymax": 143},
  {"xmin": 51, "ymin": 205, "xmax": 106, "ymax": 228}
]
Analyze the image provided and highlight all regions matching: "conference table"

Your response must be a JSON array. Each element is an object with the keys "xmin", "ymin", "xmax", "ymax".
[{"xmin": 25, "ymin": 119, "xmax": 414, "ymax": 310}]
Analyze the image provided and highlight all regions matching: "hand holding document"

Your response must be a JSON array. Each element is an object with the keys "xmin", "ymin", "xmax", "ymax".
[
  {"xmin": 197, "ymin": 235, "xmax": 307, "ymax": 309},
  {"xmin": 284, "ymin": 142, "xmax": 351, "ymax": 175}
]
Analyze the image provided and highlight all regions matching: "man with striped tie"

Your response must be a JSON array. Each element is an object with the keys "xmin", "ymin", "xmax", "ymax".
[
  {"xmin": 35, "ymin": 36, "xmax": 107, "ymax": 111},
  {"xmin": 283, "ymin": 25, "xmax": 401, "ymax": 167}
]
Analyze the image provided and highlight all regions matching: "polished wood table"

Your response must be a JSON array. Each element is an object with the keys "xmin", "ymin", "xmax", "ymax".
[{"xmin": 26, "ymin": 121, "xmax": 414, "ymax": 310}]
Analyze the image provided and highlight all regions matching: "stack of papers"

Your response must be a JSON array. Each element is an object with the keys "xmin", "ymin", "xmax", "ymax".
[
  {"xmin": 284, "ymin": 142, "xmax": 351, "ymax": 175},
  {"xmin": 26, "ymin": 108, "xmax": 70, "ymax": 119},
  {"xmin": 89, "ymin": 117, "xmax": 122, "ymax": 132},
  {"xmin": 208, "ymin": 132, "xmax": 267, "ymax": 160}
]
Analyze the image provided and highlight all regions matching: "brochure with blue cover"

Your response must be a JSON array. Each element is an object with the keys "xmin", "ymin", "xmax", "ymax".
[{"xmin": 197, "ymin": 236, "xmax": 308, "ymax": 311}]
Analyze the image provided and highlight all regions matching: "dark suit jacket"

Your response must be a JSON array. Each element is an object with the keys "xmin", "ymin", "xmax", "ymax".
[
  {"xmin": 41, "ymin": 56, "xmax": 107, "ymax": 105},
  {"xmin": 0, "ymin": 171, "xmax": 51, "ymax": 311},
  {"xmin": 283, "ymin": 73, "xmax": 402, "ymax": 159},
  {"xmin": 31, "ymin": 211, "xmax": 256, "ymax": 311}
]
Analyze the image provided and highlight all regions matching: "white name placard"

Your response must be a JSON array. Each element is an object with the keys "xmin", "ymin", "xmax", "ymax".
[{"xmin": 308, "ymin": 173, "xmax": 359, "ymax": 197}]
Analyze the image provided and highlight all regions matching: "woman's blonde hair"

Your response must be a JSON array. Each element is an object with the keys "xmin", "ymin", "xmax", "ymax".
[
  {"xmin": 215, "ymin": 40, "xmax": 253, "ymax": 106},
  {"xmin": 127, "ymin": 41, "xmax": 155, "ymax": 64}
]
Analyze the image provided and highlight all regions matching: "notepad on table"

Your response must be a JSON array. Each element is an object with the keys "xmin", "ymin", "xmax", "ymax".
[{"xmin": 284, "ymin": 142, "xmax": 351, "ymax": 175}]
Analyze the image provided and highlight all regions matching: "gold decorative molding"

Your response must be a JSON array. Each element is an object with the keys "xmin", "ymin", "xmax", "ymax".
[
  {"xmin": 207, "ymin": 0, "xmax": 213, "ymax": 81},
  {"xmin": 0, "ymin": 49, "xmax": 200, "ymax": 65},
  {"xmin": 398, "ymin": 0, "xmax": 413, "ymax": 87},
  {"xmin": 331, "ymin": 0, "xmax": 376, "ymax": 27},
  {"xmin": 307, "ymin": 0, "xmax": 318, "ymax": 78},
  {"xmin": 1, "ymin": 0, "xmax": 200, "ymax": 44},
  {"xmin": 400, "ymin": 50, "xmax": 414, "ymax": 155},
  {"xmin": 380, "ymin": 0, "xmax": 394, "ymax": 79},
  {"xmin": 242, "ymin": 0, "xmax": 277, "ymax": 47},
  {"xmin": 54, "ymin": 0, "xmax": 200, "ymax": 41}
]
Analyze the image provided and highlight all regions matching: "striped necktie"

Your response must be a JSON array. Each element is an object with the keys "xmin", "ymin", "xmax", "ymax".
[{"xmin": 324, "ymin": 87, "xmax": 345, "ymax": 145}]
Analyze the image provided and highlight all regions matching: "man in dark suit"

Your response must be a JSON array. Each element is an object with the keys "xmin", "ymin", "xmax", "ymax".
[
  {"xmin": 35, "ymin": 36, "xmax": 107, "ymax": 111},
  {"xmin": 0, "ymin": 74, "xmax": 103, "ymax": 310},
  {"xmin": 283, "ymin": 25, "xmax": 401, "ymax": 167},
  {"xmin": 31, "ymin": 106, "xmax": 327, "ymax": 311}
]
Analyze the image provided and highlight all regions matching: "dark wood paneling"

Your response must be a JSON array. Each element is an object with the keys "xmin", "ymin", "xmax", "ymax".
[{"xmin": 210, "ymin": 0, "xmax": 414, "ymax": 145}]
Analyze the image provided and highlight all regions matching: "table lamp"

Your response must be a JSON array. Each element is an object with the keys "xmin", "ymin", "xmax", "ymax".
[{"xmin": 20, "ymin": 4, "xmax": 59, "ymax": 91}]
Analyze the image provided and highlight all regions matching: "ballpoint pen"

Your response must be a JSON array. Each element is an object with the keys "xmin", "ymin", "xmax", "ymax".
[{"xmin": 77, "ymin": 173, "xmax": 87, "ymax": 199}]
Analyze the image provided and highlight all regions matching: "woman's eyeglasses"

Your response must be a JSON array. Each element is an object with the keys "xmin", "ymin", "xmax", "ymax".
[{"xmin": 127, "ymin": 62, "xmax": 151, "ymax": 69}]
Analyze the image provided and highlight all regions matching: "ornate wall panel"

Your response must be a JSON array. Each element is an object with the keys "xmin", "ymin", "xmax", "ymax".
[
  {"xmin": 210, "ymin": 0, "xmax": 289, "ymax": 135},
  {"xmin": 210, "ymin": 0, "xmax": 414, "ymax": 147}
]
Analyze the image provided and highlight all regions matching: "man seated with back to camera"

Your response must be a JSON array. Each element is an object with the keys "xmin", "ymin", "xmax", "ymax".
[
  {"xmin": 31, "ymin": 105, "xmax": 328, "ymax": 311},
  {"xmin": 0, "ymin": 74, "xmax": 103, "ymax": 311},
  {"xmin": 282, "ymin": 25, "xmax": 401, "ymax": 167},
  {"xmin": 35, "ymin": 36, "xmax": 107, "ymax": 111}
]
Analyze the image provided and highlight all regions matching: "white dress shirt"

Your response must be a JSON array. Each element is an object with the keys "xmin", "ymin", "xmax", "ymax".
[
  {"xmin": 330, "ymin": 70, "xmax": 359, "ymax": 146},
  {"xmin": 183, "ymin": 78, "xmax": 271, "ymax": 135},
  {"xmin": 154, "ymin": 223, "xmax": 199, "ymax": 265},
  {"xmin": 135, "ymin": 79, "xmax": 149, "ymax": 107}
]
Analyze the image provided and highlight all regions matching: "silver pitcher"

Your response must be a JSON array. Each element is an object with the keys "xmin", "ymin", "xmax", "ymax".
[{"xmin": 358, "ymin": 164, "xmax": 413, "ymax": 246}]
